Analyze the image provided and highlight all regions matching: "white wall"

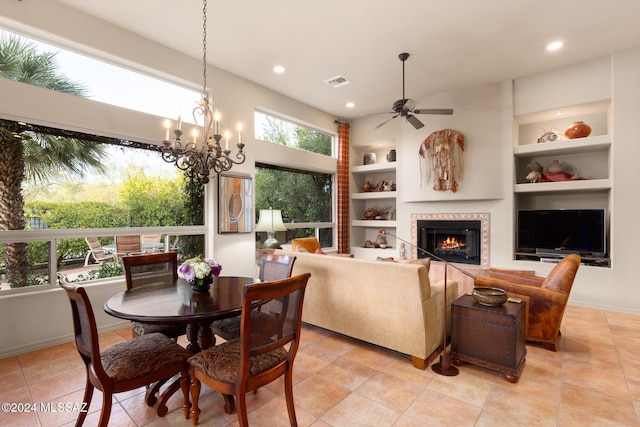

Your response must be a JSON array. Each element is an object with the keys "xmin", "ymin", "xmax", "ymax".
[{"xmin": 351, "ymin": 52, "xmax": 640, "ymax": 315}]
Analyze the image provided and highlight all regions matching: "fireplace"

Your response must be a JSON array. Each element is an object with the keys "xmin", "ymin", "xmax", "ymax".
[
  {"xmin": 417, "ymin": 220, "xmax": 480, "ymax": 265},
  {"xmin": 411, "ymin": 213, "xmax": 489, "ymax": 266}
]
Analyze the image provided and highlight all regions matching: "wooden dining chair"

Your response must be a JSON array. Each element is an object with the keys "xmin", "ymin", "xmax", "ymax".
[
  {"xmin": 122, "ymin": 252, "xmax": 187, "ymax": 340},
  {"xmin": 210, "ymin": 252, "xmax": 296, "ymax": 340},
  {"xmin": 188, "ymin": 272, "xmax": 311, "ymax": 426},
  {"xmin": 57, "ymin": 274, "xmax": 192, "ymax": 426}
]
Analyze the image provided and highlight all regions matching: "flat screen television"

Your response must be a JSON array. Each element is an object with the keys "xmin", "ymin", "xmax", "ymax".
[{"xmin": 516, "ymin": 209, "xmax": 607, "ymax": 258}]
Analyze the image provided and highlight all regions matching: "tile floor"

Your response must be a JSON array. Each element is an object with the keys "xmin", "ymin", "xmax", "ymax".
[{"xmin": 1, "ymin": 305, "xmax": 639, "ymax": 426}]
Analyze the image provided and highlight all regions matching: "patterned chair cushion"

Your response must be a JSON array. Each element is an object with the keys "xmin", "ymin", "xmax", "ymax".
[
  {"xmin": 101, "ymin": 332, "xmax": 191, "ymax": 382},
  {"xmin": 211, "ymin": 311, "xmax": 279, "ymax": 341},
  {"xmin": 188, "ymin": 336, "xmax": 287, "ymax": 384},
  {"xmin": 131, "ymin": 321, "xmax": 186, "ymax": 338}
]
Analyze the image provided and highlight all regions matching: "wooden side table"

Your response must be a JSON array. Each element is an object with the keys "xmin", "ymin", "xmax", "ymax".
[{"xmin": 450, "ymin": 294, "xmax": 526, "ymax": 382}]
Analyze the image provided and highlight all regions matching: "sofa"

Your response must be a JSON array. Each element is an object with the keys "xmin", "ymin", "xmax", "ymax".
[{"xmin": 274, "ymin": 249, "xmax": 458, "ymax": 369}]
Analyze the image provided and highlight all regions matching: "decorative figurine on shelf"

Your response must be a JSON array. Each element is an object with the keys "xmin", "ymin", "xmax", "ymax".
[
  {"xmin": 564, "ymin": 121, "xmax": 591, "ymax": 139},
  {"xmin": 361, "ymin": 180, "xmax": 372, "ymax": 192},
  {"xmin": 363, "ymin": 153, "xmax": 376, "ymax": 165},
  {"xmin": 526, "ymin": 170, "xmax": 542, "ymax": 183},
  {"xmin": 537, "ymin": 129, "xmax": 561, "ymax": 144}
]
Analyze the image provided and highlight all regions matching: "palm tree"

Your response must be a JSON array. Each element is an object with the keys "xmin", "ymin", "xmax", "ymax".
[{"xmin": 0, "ymin": 34, "xmax": 107, "ymax": 287}]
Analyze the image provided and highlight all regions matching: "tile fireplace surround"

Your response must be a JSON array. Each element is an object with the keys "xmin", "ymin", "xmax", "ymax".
[{"xmin": 411, "ymin": 213, "xmax": 490, "ymax": 295}]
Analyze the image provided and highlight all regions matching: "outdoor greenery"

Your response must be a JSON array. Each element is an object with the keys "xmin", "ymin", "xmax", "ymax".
[
  {"xmin": 254, "ymin": 113, "xmax": 333, "ymax": 223},
  {"xmin": 0, "ymin": 35, "xmax": 107, "ymax": 287}
]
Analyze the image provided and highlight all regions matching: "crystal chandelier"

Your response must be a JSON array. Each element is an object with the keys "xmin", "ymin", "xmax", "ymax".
[{"xmin": 161, "ymin": 0, "xmax": 245, "ymax": 184}]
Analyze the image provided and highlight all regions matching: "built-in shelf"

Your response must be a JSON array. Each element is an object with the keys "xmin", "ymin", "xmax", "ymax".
[
  {"xmin": 351, "ymin": 191, "xmax": 396, "ymax": 200},
  {"xmin": 352, "ymin": 220, "xmax": 397, "ymax": 227},
  {"xmin": 514, "ymin": 134, "xmax": 611, "ymax": 157},
  {"xmin": 351, "ymin": 163, "xmax": 396, "ymax": 174},
  {"xmin": 514, "ymin": 178, "xmax": 611, "ymax": 193}
]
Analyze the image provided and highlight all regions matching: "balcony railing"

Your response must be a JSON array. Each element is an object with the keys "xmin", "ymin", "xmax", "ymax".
[{"xmin": 0, "ymin": 225, "xmax": 207, "ymax": 294}]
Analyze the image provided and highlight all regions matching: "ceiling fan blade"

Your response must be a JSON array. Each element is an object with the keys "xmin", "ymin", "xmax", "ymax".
[
  {"xmin": 413, "ymin": 108, "xmax": 454, "ymax": 115},
  {"xmin": 403, "ymin": 99, "xmax": 418, "ymax": 111},
  {"xmin": 405, "ymin": 114, "xmax": 424, "ymax": 129},
  {"xmin": 374, "ymin": 114, "xmax": 399, "ymax": 129}
]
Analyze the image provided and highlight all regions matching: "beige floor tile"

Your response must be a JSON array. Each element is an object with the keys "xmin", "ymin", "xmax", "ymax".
[
  {"xmin": 2, "ymin": 307, "xmax": 640, "ymax": 426},
  {"xmin": 380, "ymin": 357, "xmax": 437, "ymax": 385},
  {"xmin": 427, "ymin": 369, "xmax": 494, "ymax": 408},
  {"xmin": 404, "ymin": 388, "xmax": 481, "ymax": 427},
  {"xmin": 357, "ymin": 371, "xmax": 425, "ymax": 413},
  {"xmin": 245, "ymin": 395, "xmax": 317, "ymax": 427},
  {"xmin": 27, "ymin": 366, "xmax": 87, "ymax": 403},
  {"xmin": 343, "ymin": 342, "xmax": 397, "ymax": 370},
  {"xmin": 293, "ymin": 374, "xmax": 351, "ymax": 418},
  {"xmin": 563, "ymin": 363, "xmax": 630, "ymax": 399},
  {"xmin": 560, "ymin": 382, "xmax": 638, "ymax": 426},
  {"xmin": 295, "ymin": 344, "xmax": 341, "ymax": 373},
  {"xmin": 484, "ymin": 385, "xmax": 559, "ymax": 421},
  {"xmin": 316, "ymin": 356, "xmax": 377, "ymax": 391},
  {"xmin": 321, "ymin": 393, "xmax": 401, "ymax": 427}
]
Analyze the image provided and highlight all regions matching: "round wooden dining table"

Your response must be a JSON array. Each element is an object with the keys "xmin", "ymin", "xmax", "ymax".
[{"xmin": 104, "ymin": 276, "xmax": 258, "ymax": 353}]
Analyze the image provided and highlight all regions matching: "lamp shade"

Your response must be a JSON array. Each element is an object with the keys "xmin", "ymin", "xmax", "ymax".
[{"xmin": 255, "ymin": 209, "xmax": 287, "ymax": 232}]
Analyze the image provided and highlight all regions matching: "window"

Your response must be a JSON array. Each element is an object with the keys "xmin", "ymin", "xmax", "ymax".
[
  {"xmin": 0, "ymin": 28, "xmax": 200, "ymax": 119},
  {"xmin": 254, "ymin": 110, "xmax": 333, "ymax": 156},
  {"xmin": 255, "ymin": 163, "xmax": 334, "ymax": 248},
  {"xmin": 0, "ymin": 120, "xmax": 207, "ymax": 291}
]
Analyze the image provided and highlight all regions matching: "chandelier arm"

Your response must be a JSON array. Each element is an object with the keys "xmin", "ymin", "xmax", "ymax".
[{"xmin": 160, "ymin": 0, "xmax": 246, "ymax": 185}]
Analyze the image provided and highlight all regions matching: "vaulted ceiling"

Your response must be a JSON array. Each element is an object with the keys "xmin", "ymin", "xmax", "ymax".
[{"xmin": 56, "ymin": 0, "xmax": 640, "ymax": 120}]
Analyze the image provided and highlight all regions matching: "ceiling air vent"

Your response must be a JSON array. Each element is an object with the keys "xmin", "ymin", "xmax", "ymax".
[{"xmin": 324, "ymin": 75, "xmax": 351, "ymax": 88}]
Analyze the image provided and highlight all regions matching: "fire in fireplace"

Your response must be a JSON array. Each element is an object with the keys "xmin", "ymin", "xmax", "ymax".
[{"xmin": 417, "ymin": 220, "xmax": 481, "ymax": 265}]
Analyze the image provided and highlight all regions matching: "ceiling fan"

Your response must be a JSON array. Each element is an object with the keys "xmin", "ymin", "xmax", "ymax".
[{"xmin": 375, "ymin": 52, "xmax": 453, "ymax": 130}]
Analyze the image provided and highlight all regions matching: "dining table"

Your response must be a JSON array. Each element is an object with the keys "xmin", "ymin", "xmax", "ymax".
[{"xmin": 103, "ymin": 275, "xmax": 258, "ymax": 415}]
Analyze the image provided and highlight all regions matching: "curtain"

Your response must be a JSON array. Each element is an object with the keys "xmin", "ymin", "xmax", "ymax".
[{"xmin": 336, "ymin": 121, "xmax": 350, "ymax": 254}]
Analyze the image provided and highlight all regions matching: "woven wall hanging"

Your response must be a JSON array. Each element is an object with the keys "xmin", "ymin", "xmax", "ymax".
[{"xmin": 418, "ymin": 129, "xmax": 465, "ymax": 193}]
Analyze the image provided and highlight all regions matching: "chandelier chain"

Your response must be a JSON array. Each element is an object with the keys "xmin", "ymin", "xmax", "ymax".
[
  {"xmin": 201, "ymin": 0, "xmax": 208, "ymax": 96},
  {"xmin": 160, "ymin": 0, "xmax": 246, "ymax": 184}
]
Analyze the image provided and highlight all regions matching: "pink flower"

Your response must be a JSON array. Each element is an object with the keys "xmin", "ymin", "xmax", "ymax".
[
  {"xmin": 204, "ymin": 258, "xmax": 222, "ymax": 277},
  {"xmin": 178, "ymin": 263, "xmax": 195, "ymax": 282}
]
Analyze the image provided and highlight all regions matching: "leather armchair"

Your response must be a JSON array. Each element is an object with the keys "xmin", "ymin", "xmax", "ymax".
[
  {"xmin": 291, "ymin": 237, "xmax": 322, "ymax": 253},
  {"xmin": 474, "ymin": 254, "xmax": 581, "ymax": 351}
]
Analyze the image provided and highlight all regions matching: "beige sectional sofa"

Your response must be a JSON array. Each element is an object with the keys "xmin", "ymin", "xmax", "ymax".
[{"xmin": 274, "ymin": 250, "xmax": 458, "ymax": 369}]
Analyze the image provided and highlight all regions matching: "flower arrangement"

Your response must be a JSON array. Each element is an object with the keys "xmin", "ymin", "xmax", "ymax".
[{"xmin": 178, "ymin": 256, "xmax": 222, "ymax": 289}]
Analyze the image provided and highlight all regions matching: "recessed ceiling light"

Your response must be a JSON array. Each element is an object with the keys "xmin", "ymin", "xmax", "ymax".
[
  {"xmin": 346, "ymin": 102, "xmax": 355, "ymax": 108},
  {"xmin": 273, "ymin": 65, "xmax": 285, "ymax": 74},
  {"xmin": 546, "ymin": 41, "xmax": 564, "ymax": 52}
]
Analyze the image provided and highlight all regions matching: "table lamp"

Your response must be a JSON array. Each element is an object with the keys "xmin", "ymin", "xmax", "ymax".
[{"xmin": 255, "ymin": 208, "xmax": 288, "ymax": 249}]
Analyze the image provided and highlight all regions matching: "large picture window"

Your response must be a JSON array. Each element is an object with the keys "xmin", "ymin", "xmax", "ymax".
[{"xmin": 255, "ymin": 163, "xmax": 334, "ymax": 248}]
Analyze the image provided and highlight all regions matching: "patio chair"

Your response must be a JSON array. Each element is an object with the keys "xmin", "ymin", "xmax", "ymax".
[
  {"xmin": 210, "ymin": 252, "xmax": 296, "ymax": 341},
  {"xmin": 115, "ymin": 235, "xmax": 146, "ymax": 259},
  {"xmin": 84, "ymin": 237, "xmax": 116, "ymax": 266},
  {"xmin": 58, "ymin": 274, "xmax": 191, "ymax": 426},
  {"xmin": 188, "ymin": 272, "xmax": 311, "ymax": 426}
]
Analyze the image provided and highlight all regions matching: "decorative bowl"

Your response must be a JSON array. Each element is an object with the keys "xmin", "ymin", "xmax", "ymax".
[{"xmin": 472, "ymin": 287, "xmax": 508, "ymax": 306}]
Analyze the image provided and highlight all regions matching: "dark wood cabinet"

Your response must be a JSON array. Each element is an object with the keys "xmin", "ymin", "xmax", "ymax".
[{"xmin": 450, "ymin": 294, "xmax": 526, "ymax": 382}]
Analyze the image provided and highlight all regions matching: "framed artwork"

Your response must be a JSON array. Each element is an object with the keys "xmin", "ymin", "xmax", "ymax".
[{"xmin": 218, "ymin": 174, "xmax": 254, "ymax": 233}]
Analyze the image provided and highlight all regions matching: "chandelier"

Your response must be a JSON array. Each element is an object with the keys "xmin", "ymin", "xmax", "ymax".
[{"xmin": 161, "ymin": 0, "xmax": 245, "ymax": 184}]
